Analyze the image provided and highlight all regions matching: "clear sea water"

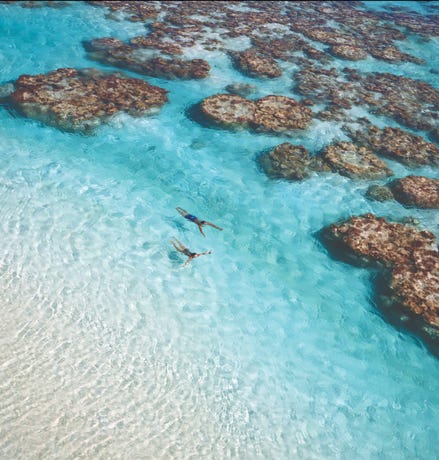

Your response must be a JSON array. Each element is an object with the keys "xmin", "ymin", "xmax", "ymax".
[{"xmin": 0, "ymin": 2, "xmax": 438, "ymax": 459}]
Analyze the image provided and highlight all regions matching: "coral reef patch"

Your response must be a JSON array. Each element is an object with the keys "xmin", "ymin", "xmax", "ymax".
[
  {"xmin": 321, "ymin": 214, "xmax": 439, "ymax": 354},
  {"xmin": 83, "ymin": 38, "xmax": 210, "ymax": 80},
  {"xmin": 344, "ymin": 125, "xmax": 439, "ymax": 168},
  {"xmin": 320, "ymin": 142, "xmax": 393, "ymax": 180},
  {"xmin": 0, "ymin": 68, "xmax": 168, "ymax": 133},
  {"xmin": 295, "ymin": 67, "xmax": 439, "ymax": 134},
  {"xmin": 259, "ymin": 143, "xmax": 329, "ymax": 180},
  {"xmin": 260, "ymin": 141, "xmax": 393, "ymax": 181},
  {"xmin": 196, "ymin": 94, "xmax": 313, "ymax": 135},
  {"xmin": 389, "ymin": 176, "xmax": 439, "ymax": 209},
  {"xmin": 229, "ymin": 49, "xmax": 282, "ymax": 79}
]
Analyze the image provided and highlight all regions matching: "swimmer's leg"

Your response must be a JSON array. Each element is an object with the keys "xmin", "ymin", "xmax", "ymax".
[
  {"xmin": 170, "ymin": 237, "xmax": 184, "ymax": 252},
  {"xmin": 176, "ymin": 207, "xmax": 189, "ymax": 217}
]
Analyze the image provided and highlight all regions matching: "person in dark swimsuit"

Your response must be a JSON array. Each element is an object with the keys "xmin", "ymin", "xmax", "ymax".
[
  {"xmin": 176, "ymin": 207, "xmax": 223, "ymax": 237},
  {"xmin": 170, "ymin": 237, "xmax": 212, "ymax": 267}
]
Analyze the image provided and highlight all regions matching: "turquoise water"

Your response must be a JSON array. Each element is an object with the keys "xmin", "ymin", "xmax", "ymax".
[{"xmin": 0, "ymin": 2, "xmax": 438, "ymax": 459}]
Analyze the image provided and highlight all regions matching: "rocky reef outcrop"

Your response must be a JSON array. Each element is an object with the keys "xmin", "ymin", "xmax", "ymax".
[
  {"xmin": 198, "ymin": 94, "xmax": 257, "ymax": 130},
  {"xmin": 365, "ymin": 185, "xmax": 394, "ymax": 202},
  {"xmin": 196, "ymin": 94, "xmax": 313, "ymax": 134},
  {"xmin": 330, "ymin": 45, "xmax": 368, "ymax": 61},
  {"xmin": 378, "ymin": 9, "xmax": 439, "ymax": 39},
  {"xmin": 87, "ymin": 0, "xmax": 159, "ymax": 22},
  {"xmin": 250, "ymin": 34, "xmax": 330, "ymax": 64},
  {"xmin": 295, "ymin": 67, "xmax": 439, "ymax": 134},
  {"xmin": 260, "ymin": 141, "xmax": 393, "ymax": 181},
  {"xmin": 230, "ymin": 49, "xmax": 282, "ymax": 79},
  {"xmin": 365, "ymin": 176, "xmax": 439, "ymax": 209},
  {"xmin": 1, "ymin": 68, "xmax": 168, "ymax": 133},
  {"xmin": 389, "ymin": 176, "xmax": 439, "ymax": 209},
  {"xmin": 430, "ymin": 128, "xmax": 439, "ymax": 144},
  {"xmin": 83, "ymin": 37, "xmax": 210, "ymax": 80},
  {"xmin": 0, "ymin": 1, "xmax": 73, "ymax": 8},
  {"xmin": 320, "ymin": 142, "xmax": 393, "ymax": 180},
  {"xmin": 368, "ymin": 45, "xmax": 424, "ymax": 64},
  {"xmin": 321, "ymin": 213, "xmax": 439, "ymax": 354},
  {"xmin": 259, "ymin": 143, "xmax": 329, "ymax": 180},
  {"xmin": 225, "ymin": 83, "xmax": 257, "ymax": 97},
  {"xmin": 253, "ymin": 95, "xmax": 313, "ymax": 133},
  {"xmin": 345, "ymin": 125, "xmax": 439, "ymax": 167},
  {"xmin": 83, "ymin": 0, "xmax": 435, "ymax": 71}
]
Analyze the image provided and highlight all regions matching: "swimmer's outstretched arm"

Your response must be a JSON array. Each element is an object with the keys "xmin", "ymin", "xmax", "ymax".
[
  {"xmin": 194, "ymin": 250, "xmax": 212, "ymax": 259},
  {"xmin": 182, "ymin": 250, "xmax": 212, "ymax": 267},
  {"xmin": 197, "ymin": 223, "xmax": 206, "ymax": 237},
  {"xmin": 182, "ymin": 256, "xmax": 195, "ymax": 267}
]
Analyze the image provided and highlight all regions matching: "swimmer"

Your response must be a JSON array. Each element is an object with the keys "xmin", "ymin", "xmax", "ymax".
[
  {"xmin": 170, "ymin": 237, "xmax": 212, "ymax": 267},
  {"xmin": 176, "ymin": 207, "xmax": 223, "ymax": 237}
]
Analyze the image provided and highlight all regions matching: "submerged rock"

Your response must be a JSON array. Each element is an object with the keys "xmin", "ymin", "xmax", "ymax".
[
  {"xmin": 330, "ymin": 45, "xmax": 368, "ymax": 61},
  {"xmin": 199, "ymin": 94, "xmax": 256, "ymax": 130},
  {"xmin": 4, "ymin": 68, "xmax": 168, "ymax": 133},
  {"xmin": 259, "ymin": 143, "xmax": 328, "ymax": 180},
  {"xmin": 389, "ymin": 176, "xmax": 439, "ymax": 209},
  {"xmin": 366, "ymin": 184, "xmax": 394, "ymax": 202},
  {"xmin": 85, "ymin": 0, "xmax": 429, "ymax": 67},
  {"xmin": 399, "ymin": 216, "xmax": 420, "ymax": 226},
  {"xmin": 295, "ymin": 67, "xmax": 439, "ymax": 134},
  {"xmin": 362, "ymin": 73, "xmax": 439, "ymax": 132},
  {"xmin": 303, "ymin": 27, "xmax": 354, "ymax": 46},
  {"xmin": 0, "ymin": 83, "xmax": 14, "ymax": 99},
  {"xmin": 130, "ymin": 36, "xmax": 184, "ymax": 55},
  {"xmin": 260, "ymin": 141, "xmax": 395, "ymax": 182},
  {"xmin": 430, "ymin": 128, "xmax": 439, "ymax": 143},
  {"xmin": 320, "ymin": 142, "xmax": 393, "ymax": 179},
  {"xmin": 321, "ymin": 213, "xmax": 439, "ymax": 354},
  {"xmin": 368, "ymin": 45, "xmax": 425, "ymax": 64},
  {"xmin": 87, "ymin": 0, "xmax": 159, "ymax": 22},
  {"xmin": 84, "ymin": 37, "xmax": 210, "ymax": 80},
  {"xmin": 252, "ymin": 95, "xmax": 313, "ymax": 133},
  {"xmin": 225, "ymin": 83, "xmax": 257, "ymax": 97},
  {"xmin": 250, "ymin": 35, "xmax": 319, "ymax": 63},
  {"xmin": 345, "ymin": 125, "xmax": 439, "ymax": 167},
  {"xmin": 230, "ymin": 49, "xmax": 282, "ymax": 79},
  {"xmin": 197, "ymin": 94, "xmax": 312, "ymax": 135},
  {"xmin": 2, "ymin": 0, "xmax": 73, "ymax": 8}
]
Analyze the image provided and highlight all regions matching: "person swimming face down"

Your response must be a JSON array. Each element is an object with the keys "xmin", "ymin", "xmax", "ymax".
[
  {"xmin": 170, "ymin": 237, "xmax": 212, "ymax": 267},
  {"xmin": 176, "ymin": 207, "xmax": 223, "ymax": 237}
]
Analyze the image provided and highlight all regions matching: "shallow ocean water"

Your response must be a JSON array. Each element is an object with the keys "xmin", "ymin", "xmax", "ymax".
[{"xmin": 0, "ymin": 2, "xmax": 438, "ymax": 459}]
